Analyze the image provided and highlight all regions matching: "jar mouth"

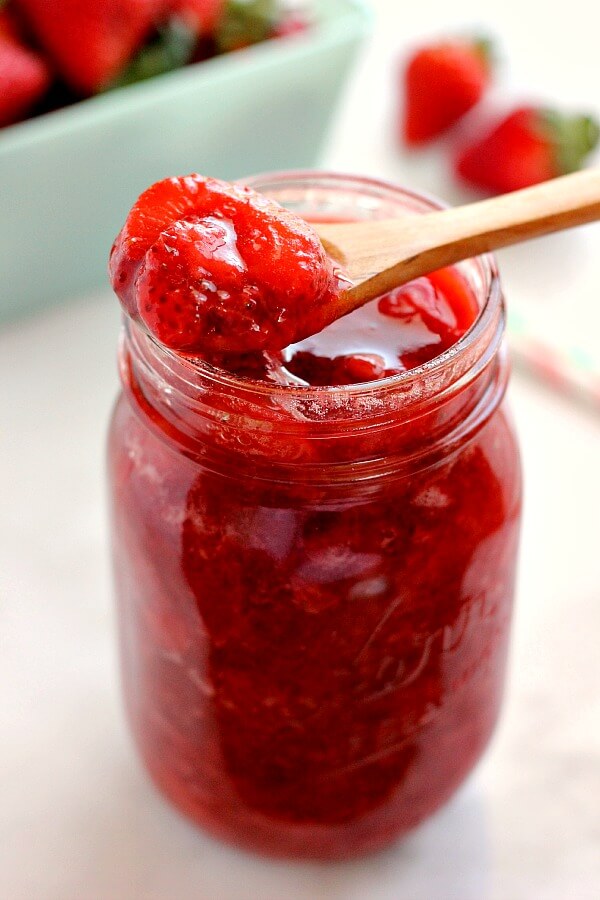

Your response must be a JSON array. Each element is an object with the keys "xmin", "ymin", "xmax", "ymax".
[{"xmin": 128, "ymin": 171, "xmax": 503, "ymax": 417}]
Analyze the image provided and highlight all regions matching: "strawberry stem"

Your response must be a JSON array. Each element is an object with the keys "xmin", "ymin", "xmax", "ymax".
[
  {"xmin": 472, "ymin": 35, "xmax": 495, "ymax": 70},
  {"xmin": 107, "ymin": 17, "xmax": 197, "ymax": 90},
  {"xmin": 541, "ymin": 109, "xmax": 600, "ymax": 175},
  {"xmin": 215, "ymin": 0, "xmax": 277, "ymax": 52}
]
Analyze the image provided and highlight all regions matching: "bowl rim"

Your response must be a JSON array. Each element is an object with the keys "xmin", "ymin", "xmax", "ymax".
[{"xmin": 0, "ymin": 0, "xmax": 371, "ymax": 156}]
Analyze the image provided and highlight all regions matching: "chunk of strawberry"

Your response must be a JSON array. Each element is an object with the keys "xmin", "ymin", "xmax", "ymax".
[
  {"xmin": 0, "ymin": 12, "xmax": 51, "ymax": 127},
  {"xmin": 455, "ymin": 106, "xmax": 600, "ymax": 194},
  {"xmin": 402, "ymin": 38, "xmax": 492, "ymax": 146},
  {"xmin": 285, "ymin": 351, "xmax": 387, "ymax": 386},
  {"xmin": 378, "ymin": 270, "xmax": 479, "ymax": 369},
  {"xmin": 110, "ymin": 174, "xmax": 340, "ymax": 354},
  {"xmin": 14, "ymin": 0, "xmax": 169, "ymax": 94}
]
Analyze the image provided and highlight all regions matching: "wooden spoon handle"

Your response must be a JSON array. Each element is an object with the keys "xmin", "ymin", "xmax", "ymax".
[{"xmin": 325, "ymin": 168, "xmax": 600, "ymax": 311}]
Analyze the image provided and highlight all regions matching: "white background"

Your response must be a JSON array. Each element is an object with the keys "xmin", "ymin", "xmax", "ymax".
[{"xmin": 2, "ymin": 1, "xmax": 600, "ymax": 897}]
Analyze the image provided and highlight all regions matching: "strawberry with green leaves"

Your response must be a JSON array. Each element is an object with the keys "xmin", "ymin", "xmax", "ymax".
[
  {"xmin": 402, "ymin": 38, "xmax": 492, "ymax": 146},
  {"xmin": 15, "ymin": 0, "xmax": 169, "ymax": 94},
  {"xmin": 0, "ymin": 8, "xmax": 51, "ymax": 127},
  {"xmin": 455, "ymin": 106, "xmax": 600, "ymax": 194}
]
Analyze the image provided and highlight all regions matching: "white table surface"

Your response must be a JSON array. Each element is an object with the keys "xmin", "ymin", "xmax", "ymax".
[{"xmin": 2, "ymin": 2, "xmax": 600, "ymax": 897}]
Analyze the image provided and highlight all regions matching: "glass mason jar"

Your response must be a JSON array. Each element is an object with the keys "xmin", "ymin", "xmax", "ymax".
[{"xmin": 108, "ymin": 172, "xmax": 522, "ymax": 859}]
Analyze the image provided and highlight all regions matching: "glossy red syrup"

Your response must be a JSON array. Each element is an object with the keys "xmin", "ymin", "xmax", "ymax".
[
  {"xmin": 108, "ymin": 175, "xmax": 521, "ymax": 859},
  {"xmin": 279, "ymin": 266, "xmax": 478, "ymax": 385}
]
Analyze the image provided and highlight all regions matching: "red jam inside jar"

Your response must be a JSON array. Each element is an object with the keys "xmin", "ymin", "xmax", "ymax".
[{"xmin": 108, "ymin": 173, "xmax": 522, "ymax": 859}]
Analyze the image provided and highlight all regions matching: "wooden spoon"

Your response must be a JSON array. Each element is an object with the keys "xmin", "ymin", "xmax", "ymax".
[{"xmin": 314, "ymin": 168, "xmax": 600, "ymax": 315}]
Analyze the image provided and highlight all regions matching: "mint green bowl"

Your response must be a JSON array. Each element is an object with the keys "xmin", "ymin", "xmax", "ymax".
[{"xmin": 0, "ymin": 0, "xmax": 369, "ymax": 322}]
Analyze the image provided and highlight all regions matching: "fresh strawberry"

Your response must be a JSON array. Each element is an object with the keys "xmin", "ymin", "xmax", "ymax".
[
  {"xmin": 402, "ymin": 38, "xmax": 492, "ymax": 146},
  {"xmin": 0, "ymin": 11, "xmax": 51, "ymax": 127},
  {"xmin": 455, "ymin": 106, "xmax": 600, "ymax": 194},
  {"xmin": 170, "ymin": 0, "xmax": 224, "ymax": 36},
  {"xmin": 14, "ymin": 0, "xmax": 169, "ymax": 94}
]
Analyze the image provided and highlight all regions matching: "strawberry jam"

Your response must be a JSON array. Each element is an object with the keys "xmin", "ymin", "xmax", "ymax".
[
  {"xmin": 279, "ymin": 266, "xmax": 479, "ymax": 385},
  {"xmin": 109, "ymin": 174, "xmax": 341, "ymax": 354},
  {"xmin": 108, "ymin": 172, "xmax": 521, "ymax": 859}
]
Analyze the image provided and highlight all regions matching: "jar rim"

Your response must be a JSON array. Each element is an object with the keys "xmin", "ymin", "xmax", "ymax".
[{"xmin": 125, "ymin": 171, "xmax": 505, "ymax": 432}]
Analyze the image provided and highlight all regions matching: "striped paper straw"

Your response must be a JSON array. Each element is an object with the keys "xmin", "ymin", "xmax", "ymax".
[{"xmin": 508, "ymin": 309, "xmax": 600, "ymax": 412}]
